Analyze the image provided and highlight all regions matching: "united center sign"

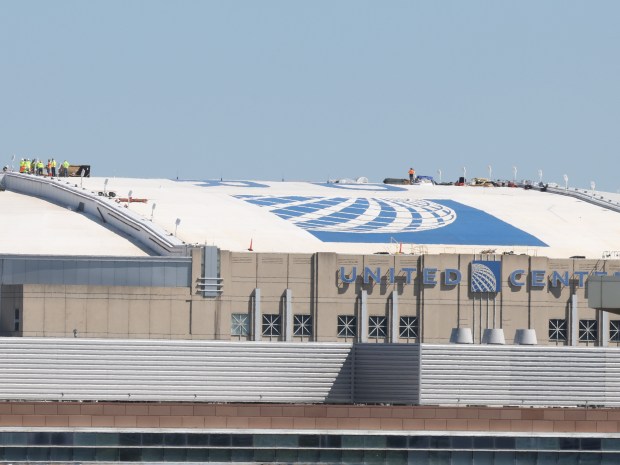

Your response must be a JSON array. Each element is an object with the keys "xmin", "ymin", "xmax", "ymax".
[{"xmin": 338, "ymin": 261, "xmax": 618, "ymax": 292}]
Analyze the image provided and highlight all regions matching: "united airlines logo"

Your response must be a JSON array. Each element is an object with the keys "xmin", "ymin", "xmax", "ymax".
[
  {"xmin": 235, "ymin": 195, "xmax": 456, "ymax": 234},
  {"xmin": 471, "ymin": 261, "xmax": 501, "ymax": 293}
]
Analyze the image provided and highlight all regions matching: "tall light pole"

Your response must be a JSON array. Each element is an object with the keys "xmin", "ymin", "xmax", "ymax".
[
  {"xmin": 563, "ymin": 174, "xmax": 568, "ymax": 190},
  {"xmin": 538, "ymin": 169, "xmax": 543, "ymax": 184},
  {"xmin": 437, "ymin": 169, "xmax": 442, "ymax": 183},
  {"xmin": 462, "ymin": 166, "xmax": 467, "ymax": 181},
  {"xmin": 512, "ymin": 166, "xmax": 517, "ymax": 182},
  {"xmin": 488, "ymin": 165, "xmax": 492, "ymax": 180}
]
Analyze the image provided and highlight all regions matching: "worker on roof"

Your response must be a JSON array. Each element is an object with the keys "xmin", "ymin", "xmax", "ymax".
[
  {"xmin": 408, "ymin": 167, "xmax": 416, "ymax": 184},
  {"xmin": 62, "ymin": 160, "xmax": 70, "ymax": 177},
  {"xmin": 51, "ymin": 158, "xmax": 57, "ymax": 177}
]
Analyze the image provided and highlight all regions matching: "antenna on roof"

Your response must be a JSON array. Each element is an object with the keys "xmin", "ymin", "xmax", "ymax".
[
  {"xmin": 512, "ymin": 166, "xmax": 517, "ymax": 182},
  {"xmin": 563, "ymin": 174, "xmax": 568, "ymax": 190},
  {"xmin": 488, "ymin": 165, "xmax": 492, "ymax": 179},
  {"xmin": 437, "ymin": 169, "xmax": 442, "ymax": 183},
  {"xmin": 538, "ymin": 169, "xmax": 543, "ymax": 184},
  {"xmin": 175, "ymin": 218, "xmax": 181, "ymax": 236}
]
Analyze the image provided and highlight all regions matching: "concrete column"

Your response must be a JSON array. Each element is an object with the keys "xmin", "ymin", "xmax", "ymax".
[
  {"xmin": 285, "ymin": 288, "xmax": 293, "ymax": 342},
  {"xmin": 360, "ymin": 290, "xmax": 368, "ymax": 343},
  {"xmin": 253, "ymin": 288, "xmax": 261, "ymax": 342},
  {"xmin": 570, "ymin": 294, "xmax": 578, "ymax": 346},
  {"xmin": 390, "ymin": 291, "xmax": 399, "ymax": 343},
  {"xmin": 601, "ymin": 309, "xmax": 609, "ymax": 347}
]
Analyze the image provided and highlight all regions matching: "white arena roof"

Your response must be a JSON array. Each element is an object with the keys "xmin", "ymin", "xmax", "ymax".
[{"xmin": 2, "ymin": 174, "xmax": 620, "ymax": 259}]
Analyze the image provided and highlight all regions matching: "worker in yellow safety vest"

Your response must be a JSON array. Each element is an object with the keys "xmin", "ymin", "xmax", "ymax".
[
  {"xmin": 51, "ymin": 158, "xmax": 57, "ymax": 177},
  {"xmin": 62, "ymin": 160, "xmax": 70, "ymax": 177},
  {"xmin": 37, "ymin": 159, "xmax": 44, "ymax": 176}
]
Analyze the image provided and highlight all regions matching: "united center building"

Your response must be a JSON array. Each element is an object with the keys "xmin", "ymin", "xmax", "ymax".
[{"xmin": 2, "ymin": 171, "xmax": 620, "ymax": 464}]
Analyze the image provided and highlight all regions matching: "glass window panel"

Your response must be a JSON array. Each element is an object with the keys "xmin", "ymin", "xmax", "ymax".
[
  {"xmin": 73, "ymin": 447, "xmax": 96, "ymax": 462},
  {"xmin": 254, "ymin": 435, "xmax": 276, "ymax": 447},
  {"xmin": 5, "ymin": 447, "xmax": 27, "ymax": 461},
  {"xmin": 409, "ymin": 436, "xmax": 430, "ymax": 449},
  {"xmin": 560, "ymin": 437, "xmax": 580, "ymax": 450},
  {"xmin": 208, "ymin": 448, "xmax": 231, "ymax": 461},
  {"xmin": 254, "ymin": 448, "xmax": 275, "ymax": 462},
  {"xmin": 27, "ymin": 447, "xmax": 50, "ymax": 461},
  {"xmin": 337, "ymin": 315, "xmax": 357, "ymax": 338},
  {"xmin": 538, "ymin": 437, "xmax": 560, "ymax": 450},
  {"xmin": 319, "ymin": 449, "xmax": 342, "ymax": 463},
  {"xmin": 141, "ymin": 448, "xmax": 164, "ymax": 462},
  {"xmin": 577, "ymin": 452, "xmax": 602, "ymax": 464},
  {"xmin": 430, "ymin": 436, "xmax": 451, "ymax": 449},
  {"xmin": 8, "ymin": 433, "xmax": 28, "ymax": 445},
  {"xmin": 163, "ymin": 447, "xmax": 187, "ymax": 461},
  {"xmin": 515, "ymin": 437, "xmax": 537, "ymax": 450},
  {"xmin": 603, "ymin": 438, "xmax": 620, "ymax": 451},
  {"xmin": 231, "ymin": 313, "xmax": 249, "ymax": 336},
  {"xmin": 409, "ymin": 450, "xmax": 429, "ymax": 462},
  {"xmin": 28, "ymin": 432, "xmax": 51, "ymax": 445},
  {"xmin": 74, "ymin": 432, "xmax": 97, "ymax": 446},
  {"xmin": 495, "ymin": 437, "xmax": 516, "ymax": 449},
  {"xmin": 473, "ymin": 436, "xmax": 494, "ymax": 449},
  {"xmin": 95, "ymin": 447, "xmax": 118, "ymax": 461},
  {"xmin": 428, "ymin": 450, "xmax": 451, "ymax": 463},
  {"xmin": 187, "ymin": 434, "xmax": 209, "ymax": 446},
  {"xmin": 52, "ymin": 432, "xmax": 73, "ymax": 446},
  {"xmin": 96, "ymin": 433, "xmax": 119, "ymax": 446},
  {"xmin": 293, "ymin": 314, "xmax": 313, "ymax": 337},
  {"xmin": 231, "ymin": 448, "xmax": 253, "ymax": 461},
  {"xmin": 119, "ymin": 448, "xmax": 142, "ymax": 462},
  {"xmin": 342, "ymin": 435, "xmax": 364, "ymax": 448},
  {"xmin": 537, "ymin": 452, "xmax": 558, "ymax": 465},
  {"xmin": 262, "ymin": 313, "xmax": 282, "ymax": 337},
  {"xmin": 472, "ymin": 450, "xmax": 494, "ymax": 465},
  {"xmin": 602, "ymin": 452, "xmax": 620, "ymax": 464},
  {"xmin": 50, "ymin": 447, "xmax": 73, "ymax": 462},
  {"xmin": 579, "ymin": 319, "xmax": 598, "ymax": 342},
  {"xmin": 581, "ymin": 438, "xmax": 601, "ymax": 450},
  {"xmin": 276, "ymin": 448, "xmax": 298, "ymax": 462},
  {"xmin": 364, "ymin": 449, "xmax": 386, "ymax": 464},
  {"xmin": 232, "ymin": 434, "xmax": 253, "ymax": 447},
  {"xmin": 298, "ymin": 448, "xmax": 320, "ymax": 462},
  {"xmin": 364, "ymin": 435, "xmax": 386, "ymax": 448},
  {"xmin": 494, "ymin": 451, "xmax": 515, "ymax": 464},
  {"xmin": 452, "ymin": 436, "xmax": 473, "ymax": 449},
  {"xmin": 341, "ymin": 449, "xmax": 364, "ymax": 464},
  {"xmin": 275, "ymin": 434, "xmax": 298, "ymax": 447},
  {"xmin": 399, "ymin": 316, "xmax": 419, "ymax": 339},
  {"xmin": 452, "ymin": 450, "xmax": 473, "ymax": 465},
  {"xmin": 164, "ymin": 433, "xmax": 186, "ymax": 446},
  {"xmin": 386, "ymin": 435, "xmax": 407, "ymax": 448},
  {"xmin": 209, "ymin": 433, "xmax": 231, "ymax": 447},
  {"xmin": 556, "ymin": 452, "xmax": 578, "ymax": 464},
  {"xmin": 386, "ymin": 449, "xmax": 408, "ymax": 465},
  {"xmin": 549, "ymin": 319, "xmax": 567, "ymax": 341},
  {"xmin": 119, "ymin": 433, "xmax": 141, "ymax": 446},
  {"xmin": 610, "ymin": 320, "xmax": 620, "ymax": 342},
  {"xmin": 515, "ymin": 452, "xmax": 540, "ymax": 465},
  {"xmin": 299, "ymin": 435, "xmax": 320, "ymax": 448},
  {"xmin": 321, "ymin": 435, "xmax": 342, "ymax": 448},
  {"xmin": 368, "ymin": 316, "xmax": 387, "ymax": 338},
  {"xmin": 186, "ymin": 448, "xmax": 209, "ymax": 462},
  {"xmin": 142, "ymin": 433, "xmax": 163, "ymax": 446}
]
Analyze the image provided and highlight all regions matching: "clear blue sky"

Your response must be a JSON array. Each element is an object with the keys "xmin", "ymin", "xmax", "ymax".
[{"xmin": 2, "ymin": 1, "xmax": 619, "ymax": 191}]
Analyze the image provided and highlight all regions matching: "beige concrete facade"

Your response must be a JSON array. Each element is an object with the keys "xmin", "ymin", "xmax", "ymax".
[{"xmin": 3, "ymin": 250, "xmax": 620, "ymax": 346}]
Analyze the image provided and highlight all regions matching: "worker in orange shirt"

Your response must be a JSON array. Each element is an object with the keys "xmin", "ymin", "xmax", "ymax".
[{"xmin": 408, "ymin": 167, "xmax": 416, "ymax": 184}]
